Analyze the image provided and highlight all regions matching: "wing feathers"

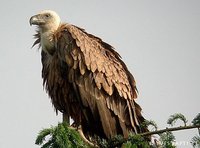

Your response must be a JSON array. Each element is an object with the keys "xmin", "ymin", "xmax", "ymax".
[
  {"xmin": 67, "ymin": 25, "xmax": 135, "ymax": 100},
  {"xmin": 53, "ymin": 24, "xmax": 145, "ymax": 138}
]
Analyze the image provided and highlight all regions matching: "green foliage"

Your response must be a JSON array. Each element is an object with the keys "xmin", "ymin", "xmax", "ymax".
[
  {"xmin": 97, "ymin": 135, "xmax": 125, "ymax": 148},
  {"xmin": 122, "ymin": 134, "xmax": 150, "ymax": 148},
  {"xmin": 167, "ymin": 113, "xmax": 187, "ymax": 126},
  {"xmin": 35, "ymin": 122, "xmax": 85, "ymax": 148},
  {"xmin": 159, "ymin": 131, "xmax": 176, "ymax": 148},
  {"xmin": 107, "ymin": 135, "xmax": 125, "ymax": 148},
  {"xmin": 192, "ymin": 113, "xmax": 200, "ymax": 126},
  {"xmin": 142, "ymin": 120, "xmax": 158, "ymax": 131},
  {"xmin": 192, "ymin": 113, "xmax": 200, "ymax": 136},
  {"xmin": 97, "ymin": 134, "xmax": 150, "ymax": 148},
  {"xmin": 35, "ymin": 128, "xmax": 54, "ymax": 146},
  {"xmin": 191, "ymin": 114, "xmax": 200, "ymax": 148},
  {"xmin": 191, "ymin": 136, "xmax": 200, "ymax": 148},
  {"xmin": 35, "ymin": 113, "xmax": 200, "ymax": 148}
]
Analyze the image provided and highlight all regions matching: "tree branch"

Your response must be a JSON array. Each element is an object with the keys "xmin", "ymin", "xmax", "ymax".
[{"xmin": 140, "ymin": 125, "xmax": 200, "ymax": 136}]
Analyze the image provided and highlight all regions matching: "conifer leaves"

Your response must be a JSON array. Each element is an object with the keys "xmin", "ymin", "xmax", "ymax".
[
  {"xmin": 167, "ymin": 113, "xmax": 187, "ymax": 127},
  {"xmin": 35, "ymin": 122, "xmax": 85, "ymax": 148}
]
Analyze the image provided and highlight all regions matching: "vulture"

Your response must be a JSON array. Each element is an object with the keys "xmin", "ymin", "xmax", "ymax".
[{"xmin": 30, "ymin": 10, "xmax": 147, "ymax": 141}]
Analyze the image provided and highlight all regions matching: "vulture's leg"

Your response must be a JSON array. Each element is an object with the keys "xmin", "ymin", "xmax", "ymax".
[
  {"xmin": 63, "ymin": 113, "xmax": 69, "ymax": 124},
  {"xmin": 62, "ymin": 113, "xmax": 97, "ymax": 147},
  {"xmin": 77, "ymin": 125, "xmax": 97, "ymax": 147}
]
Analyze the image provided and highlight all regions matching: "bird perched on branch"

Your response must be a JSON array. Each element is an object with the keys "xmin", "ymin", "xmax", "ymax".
[{"xmin": 30, "ymin": 10, "xmax": 147, "ymax": 142}]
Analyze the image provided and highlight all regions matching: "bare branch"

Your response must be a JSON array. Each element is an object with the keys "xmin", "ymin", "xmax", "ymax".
[{"xmin": 140, "ymin": 125, "xmax": 200, "ymax": 137}]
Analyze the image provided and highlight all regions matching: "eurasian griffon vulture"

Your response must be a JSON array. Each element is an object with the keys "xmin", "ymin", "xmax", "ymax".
[{"xmin": 30, "ymin": 10, "xmax": 147, "ymax": 141}]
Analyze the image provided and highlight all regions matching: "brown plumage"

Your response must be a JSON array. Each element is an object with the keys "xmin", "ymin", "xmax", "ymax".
[{"xmin": 30, "ymin": 10, "xmax": 147, "ymax": 140}]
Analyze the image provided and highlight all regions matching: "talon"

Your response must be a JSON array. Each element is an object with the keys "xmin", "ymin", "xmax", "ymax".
[{"xmin": 77, "ymin": 126, "xmax": 98, "ymax": 147}]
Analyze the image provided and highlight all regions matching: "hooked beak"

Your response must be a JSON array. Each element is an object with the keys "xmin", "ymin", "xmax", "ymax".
[{"xmin": 29, "ymin": 14, "xmax": 45, "ymax": 26}]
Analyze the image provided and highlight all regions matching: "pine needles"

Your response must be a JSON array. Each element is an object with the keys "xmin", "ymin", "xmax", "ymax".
[
  {"xmin": 167, "ymin": 113, "xmax": 187, "ymax": 126},
  {"xmin": 191, "ymin": 136, "xmax": 200, "ymax": 148},
  {"xmin": 35, "ymin": 113, "xmax": 200, "ymax": 148},
  {"xmin": 192, "ymin": 113, "xmax": 200, "ymax": 126},
  {"xmin": 142, "ymin": 120, "xmax": 158, "ymax": 131},
  {"xmin": 35, "ymin": 122, "xmax": 85, "ymax": 148},
  {"xmin": 191, "ymin": 113, "xmax": 200, "ymax": 148},
  {"xmin": 159, "ymin": 131, "xmax": 176, "ymax": 148}
]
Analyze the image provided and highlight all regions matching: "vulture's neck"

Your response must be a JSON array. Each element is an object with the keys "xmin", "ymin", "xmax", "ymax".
[{"xmin": 39, "ymin": 26, "xmax": 59, "ymax": 54}]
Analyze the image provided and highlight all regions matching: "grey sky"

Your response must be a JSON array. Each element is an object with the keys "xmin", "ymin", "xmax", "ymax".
[{"xmin": 0, "ymin": 0, "xmax": 199, "ymax": 147}]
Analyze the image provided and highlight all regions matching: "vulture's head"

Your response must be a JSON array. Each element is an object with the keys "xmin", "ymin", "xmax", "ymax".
[{"xmin": 30, "ymin": 10, "xmax": 61, "ymax": 32}]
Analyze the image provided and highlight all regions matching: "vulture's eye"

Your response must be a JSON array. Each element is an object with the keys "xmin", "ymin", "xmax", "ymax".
[{"xmin": 45, "ymin": 14, "xmax": 50, "ymax": 18}]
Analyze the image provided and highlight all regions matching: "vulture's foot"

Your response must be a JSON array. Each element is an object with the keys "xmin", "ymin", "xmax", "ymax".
[{"xmin": 77, "ymin": 125, "xmax": 98, "ymax": 147}]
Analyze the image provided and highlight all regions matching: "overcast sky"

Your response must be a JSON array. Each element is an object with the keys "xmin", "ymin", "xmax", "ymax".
[{"xmin": 0, "ymin": 0, "xmax": 199, "ymax": 147}]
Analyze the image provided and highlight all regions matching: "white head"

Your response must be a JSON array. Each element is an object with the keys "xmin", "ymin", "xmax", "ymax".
[{"xmin": 30, "ymin": 10, "xmax": 61, "ymax": 33}]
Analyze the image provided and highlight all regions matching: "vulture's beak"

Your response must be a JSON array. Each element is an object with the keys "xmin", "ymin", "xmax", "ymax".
[{"xmin": 29, "ymin": 14, "xmax": 45, "ymax": 26}]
